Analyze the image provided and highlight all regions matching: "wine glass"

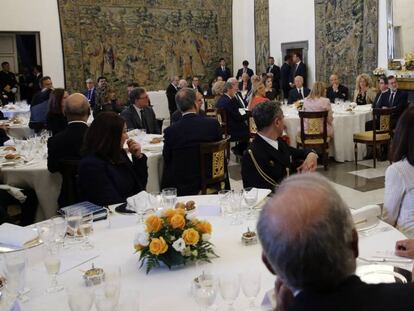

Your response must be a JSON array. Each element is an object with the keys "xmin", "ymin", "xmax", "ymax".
[
  {"xmin": 67, "ymin": 285, "xmax": 95, "ymax": 311},
  {"xmin": 65, "ymin": 209, "xmax": 82, "ymax": 242},
  {"xmin": 43, "ymin": 243, "xmax": 64, "ymax": 293},
  {"xmin": 241, "ymin": 271, "xmax": 261, "ymax": 310},
  {"xmin": 219, "ymin": 273, "xmax": 240, "ymax": 310},
  {"xmin": 243, "ymin": 188, "xmax": 258, "ymax": 219},
  {"xmin": 79, "ymin": 212, "xmax": 94, "ymax": 250},
  {"xmin": 3, "ymin": 250, "xmax": 28, "ymax": 301},
  {"xmin": 161, "ymin": 188, "xmax": 177, "ymax": 209}
]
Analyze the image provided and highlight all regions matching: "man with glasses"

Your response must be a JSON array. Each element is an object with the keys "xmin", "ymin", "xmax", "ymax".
[
  {"xmin": 191, "ymin": 76, "xmax": 203, "ymax": 93},
  {"xmin": 120, "ymin": 87, "xmax": 160, "ymax": 134}
]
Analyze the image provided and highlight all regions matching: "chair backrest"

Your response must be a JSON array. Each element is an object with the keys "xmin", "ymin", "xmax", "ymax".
[
  {"xmin": 216, "ymin": 107, "xmax": 228, "ymax": 138},
  {"xmin": 246, "ymin": 110, "xmax": 257, "ymax": 139},
  {"xmin": 372, "ymin": 107, "xmax": 394, "ymax": 140},
  {"xmin": 298, "ymin": 110, "xmax": 328, "ymax": 144},
  {"xmin": 204, "ymin": 96, "xmax": 217, "ymax": 117},
  {"xmin": 58, "ymin": 159, "xmax": 81, "ymax": 207},
  {"xmin": 199, "ymin": 138, "xmax": 230, "ymax": 194}
]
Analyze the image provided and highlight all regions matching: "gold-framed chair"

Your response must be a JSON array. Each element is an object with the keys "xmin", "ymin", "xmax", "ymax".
[
  {"xmin": 296, "ymin": 110, "xmax": 330, "ymax": 171},
  {"xmin": 199, "ymin": 138, "xmax": 230, "ymax": 195},
  {"xmin": 353, "ymin": 108, "xmax": 393, "ymax": 168},
  {"xmin": 203, "ymin": 95, "xmax": 217, "ymax": 117},
  {"xmin": 216, "ymin": 108, "xmax": 230, "ymax": 159},
  {"xmin": 246, "ymin": 110, "xmax": 257, "ymax": 140}
]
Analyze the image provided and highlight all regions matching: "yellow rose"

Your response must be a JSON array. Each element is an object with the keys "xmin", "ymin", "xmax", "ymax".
[
  {"xmin": 175, "ymin": 208, "xmax": 186, "ymax": 216},
  {"xmin": 196, "ymin": 221, "xmax": 212, "ymax": 234},
  {"xmin": 182, "ymin": 228, "xmax": 200, "ymax": 246},
  {"xmin": 149, "ymin": 237, "xmax": 168, "ymax": 255},
  {"xmin": 145, "ymin": 215, "xmax": 163, "ymax": 233},
  {"xmin": 162, "ymin": 208, "xmax": 176, "ymax": 219},
  {"xmin": 170, "ymin": 214, "xmax": 186, "ymax": 230}
]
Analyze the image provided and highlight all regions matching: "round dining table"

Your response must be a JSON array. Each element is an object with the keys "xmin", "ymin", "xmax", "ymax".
[{"xmin": 3, "ymin": 194, "xmax": 411, "ymax": 311}]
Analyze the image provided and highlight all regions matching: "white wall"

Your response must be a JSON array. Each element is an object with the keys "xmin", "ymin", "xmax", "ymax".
[
  {"xmin": 0, "ymin": 0, "xmax": 65, "ymax": 88},
  {"xmin": 378, "ymin": 0, "xmax": 389, "ymax": 69}
]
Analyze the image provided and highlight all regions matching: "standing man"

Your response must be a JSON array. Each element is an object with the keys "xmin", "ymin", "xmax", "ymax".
[
  {"xmin": 31, "ymin": 76, "xmax": 53, "ymax": 106},
  {"xmin": 0, "ymin": 62, "xmax": 18, "ymax": 103},
  {"xmin": 236, "ymin": 60, "xmax": 254, "ymax": 80},
  {"xmin": 32, "ymin": 65, "xmax": 43, "ymax": 93},
  {"xmin": 83, "ymin": 78, "xmax": 96, "ymax": 108},
  {"xmin": 290, "ymin": 52, "xmax": 307, "ymax": 88},
  {"xmin": 191, "ymin": 76, "xmax": 203, "ymax": 93},
  {"xmin": 166, "ymin": 75, "xmax": 179, "ymax": 117},
  {"xmin": 215, "ymin": 58, "xmax": 231, "ymax": 81},
  {"xmin": 280, "ymin": 55, "xmax": 292, "ymax": 100},
  {"xmin": 266, "ymin": 57, "xmax": 281, "ymax": 94}
]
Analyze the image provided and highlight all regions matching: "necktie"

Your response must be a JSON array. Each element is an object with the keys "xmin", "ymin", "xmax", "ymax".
[
  {"xmin": 87, "ymin": 90, "xmax": 91, "ymax": 101},
  {"xmin": 140, "ymin": 109, "xmax": 147, "ymax": 131},
  {"xmin": 222, "ymin": 66, "xmax": 225, "ymax": 72},
  {"xmin": 390, "ymin": 92, "xmax": 396, "ymax": 106},
  {"xmin": 298, "ymin": 89, "xmax": 303, "ymax": 99}
]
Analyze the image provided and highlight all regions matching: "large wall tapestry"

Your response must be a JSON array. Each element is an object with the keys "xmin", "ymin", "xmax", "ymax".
[
  {"xmin": 57, "ymin": 0, "xmax": 233, "ymax": 97},
  {"xmin": 254, "ymin": 0, "xmax": 269, "ymax": 74},
  {"xmin": 315, "ymin": 0, "xmax": 378, "ymax": 94}
]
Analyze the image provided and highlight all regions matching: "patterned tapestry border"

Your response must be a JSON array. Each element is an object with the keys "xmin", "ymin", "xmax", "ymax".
[{"xmin": 254, "ymin": 0, "xmax": 270, "ymax": 75}]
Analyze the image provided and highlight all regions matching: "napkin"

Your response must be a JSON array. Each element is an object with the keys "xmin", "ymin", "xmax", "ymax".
[
  {"xmin": 3, "ymin": 139, "xmax": 15, "ymax": 146},
  {"xmin": 0, "ymin": 184, "xmax": 26, "ymax": 203},
  {"xmin": 126, "ymin": 191, "xmax": 148, "ymax": 211},
  {"xmin": 351, "ymin": 205, "xmax": 381, "ymax": 229},
  {"xmin": 0, "ymin": 223, "xmax": 39, "ymax": 247}
]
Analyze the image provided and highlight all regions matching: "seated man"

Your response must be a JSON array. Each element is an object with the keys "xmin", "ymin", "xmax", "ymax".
[
  {"xmin": 120, "ymin": 87, "xmax": 160, "ymax": 134},
  {"xmin": 47, "ymin": 93, "xmax": 90, "ymax": 207},
  {"xmin": 216, "ymin": 81, "xmax": 249, "ymax": 156},
  {"xmin": 365, "ymin": 75, "xmax": 390, "ymax": 131},
  {"xmin": 241, "ymin": 101, "xmax": 317, "ymax": 191},
  {"xmin": 162, "ymin": 88, "xmax": 222, "ymax": 196},
  {"xmin": 257, "ymin": 173, "xmax": 414, "ymax": 311},
  {"xmin": 171, "ymin": 91, "xmax": 206, "ymax": 124},
  {"xmin": 326, "ymin": 74, "xmax": 349, "ymax": 103},
  {"xmin": 288, "ymin": 76, "xmax": 310, "ymax": 105},
  {"xmin": 388, "ymin": 75, "xmax": 409, "ymax": 125}
]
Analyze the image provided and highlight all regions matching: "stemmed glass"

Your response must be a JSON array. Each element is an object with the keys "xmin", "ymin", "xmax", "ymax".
[
  {"xmin": 241, "ymin": 271, "xmax": 261, "ymax": 310},
  {"xmin": 243, "ymin": 188, "xmax": 258, "ymax": 219},
  {"xmin": 161, "ymin": 188, "xmax": 177, "ymax": 209},
  {"xmin": 3, "ymin": 250, "xmax": 29, "ymax": 302},
  {"xmin": 67, "ymin": 284, "xmax": 95, "ymax": 311},
  {"xmin": 43, "ymin": 243, "xmax": 64, "ymax": 293},
  {"xmin": 219, "ymin": 273, "xmax": 240, "ymax": 310},
  {"xmin": 79, "ymin": 212, "xmax": 94, "ymax": 249}
]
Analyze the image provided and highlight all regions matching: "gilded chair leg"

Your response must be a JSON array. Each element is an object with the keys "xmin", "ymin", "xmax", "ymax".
[
  {"xmin": 372, "ymin": 143, "xmax": 377, "ymax": 169},
  {"xmin": 354, "ymin": 143, "xmax": 358, "ymax": 167},
  {"xmin": 323, "ymin": 147, "xmax": 328, "ymax": 171}
]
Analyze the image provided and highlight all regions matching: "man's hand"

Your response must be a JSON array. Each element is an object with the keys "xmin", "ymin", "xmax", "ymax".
[
  {"xmin": 275, "ymin": 278, "xmax": 294, "ymax": 311},
  {"xmin": 127, "ymin": 139, "xmax": 142, "ymax": 158},
  {"xmin": 297, "ymin": 152, "xmax": 318, "ymax": 173},
  {"xmin": 395, "ymin": 239, "xmax": 414, "ymax": 258}
]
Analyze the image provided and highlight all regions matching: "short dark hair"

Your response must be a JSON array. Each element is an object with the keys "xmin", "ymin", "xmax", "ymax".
[
  {"xmin": 219, "ymin": 58, "xmax": 225, "ymax": 62},
  {"xmin": 252, "ymin": 101, "xmax": 283, "ymax": 131},
  {"xmin": 391, "ymin": 106, "xmax": 414, "ymax": 166},
  {"xmin": 129, "ymin": 87, "xmax": 146, "ymax": 104},
  {"xmin": 284, "ymin": 55, "xmax": 291, "ymax": 62},
  {"xmin": 175, "ymin": 88, "xmax": 196, "ymax": 112},
  {"xmin": 378, "ymin": 75, "xmax": 388, "ymax": 84},
  {"xmin": 127, "ymin": 81, "xmax": 139, "ymax": 88},
  {"xmin": 268, "ymin": 56, "xmax": 275, "ymax": 60},
  {"xmin": 40, "ymin": 76, "xmax": 51, "ymax": 87},
  {"xmin": 83, "ymin": 112, "xmax": 125, "ymax": 163},
  {"xmin": 97, "ymin": 76, "xmax": 107, "ymax": 83},
  {"xmin": 293, "ymin": 52, "xmax": 302, "ymax": 60},
  {"xmin": 1, "ymin": 62, "xmax": 9, "ymax": 67},
  {"xmin": 387, "ymin": 75, "xmax": 396, "ymax": 81},
  {"xmin": 242, "ymin": 60, "xmax": 249, "ymax": 66},
  {"xmin": 33, "ymin": 65, "xmax": 42, "ymax": 72}
]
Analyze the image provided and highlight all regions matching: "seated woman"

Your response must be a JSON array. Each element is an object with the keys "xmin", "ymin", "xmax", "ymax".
[
  {"xmin": 78, "ymin": 112, "xmax": 148, "ymax": 206},
  {"xmin": 238, "ymin": 73, "xmax": 252, "ymax": 98},
  {"xmin": 353, "ymin": 73, "xmax": 377, "ymax": 106},
  {"xmin": 384, "ymin": 106, "xmax": 414, "ymax": 237},
  {"xmin": 47, "ymin": 88, "xmax": 69, "ymax": 136},
  {"xmin": 247, "ymin": 82, "xmax": 268, "ymax": 111},
  {"xmin": 264, "ymin": 76, "xmax": 277, "ymax": 100},
  {"xmin": 301, "ymin": 81, "xmax": 334, "ymax": 138}
]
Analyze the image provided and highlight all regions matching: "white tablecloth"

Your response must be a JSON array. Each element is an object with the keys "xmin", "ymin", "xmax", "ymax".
[
  {"xmin": 6, "ymin": 124, "xmax": 33, "ymax": 140},
  {"xmin": 282, "ymin": 104, "xmax": 372, "ymax": 162},
  {"xmin": 9, "ymin": 195, "xmax": 411, "ymax": 311},
  {"xmin": 148, "ymin": 90, "xmax": 169, "ymax": 121},
  {"xmin": 1, "ymin": 103, "xmax": 30, "ymax": 119}
]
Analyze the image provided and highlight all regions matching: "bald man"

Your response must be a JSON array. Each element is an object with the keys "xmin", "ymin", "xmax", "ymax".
[
  {"xmin": 287, "ymin": 76, "xmax": 310, "ymax": 105},
  {"xmin": 326, "ymin": 74, "xmax": 349, "ymax": 103},
  {"xmin": 257, "ymin": 173, "xmax": 414, "ymax": 311},
  {"xmin": 47, "ymin": 93, "xmax": 91, "ymax": 207}
]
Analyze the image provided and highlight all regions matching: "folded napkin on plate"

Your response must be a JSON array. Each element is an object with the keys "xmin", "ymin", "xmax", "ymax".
[
  {"xmin": 0, "ymin": 184, "xmax": 26, "ymax": 203},
  {"xmin": 126, "ymin": 191, "xmax": 149, "ymax": 211},
  {"xmin": 351, "ymin": 205, "xmax": 381, "ymax": 228},
  {"xmin": 3, "ymin": 139, "xmax": 15, "ymax": 146},
  {"xmin": 0, "ymin": 223, "xmax": 39, "ymax": 247},
  {"xmin": 353, "ymin": 104, "xmax": 372, "ymax": 112}
]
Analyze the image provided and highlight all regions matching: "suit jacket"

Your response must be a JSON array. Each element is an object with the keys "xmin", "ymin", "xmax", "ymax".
[
  {"xmin": 162, "ymin": 113, "xmax": 222, "ymax": 196},
  {"xmin": 29, "ymin": 99, "xmax": 49, "ymax": 125},
  {"xmin": 192, "ymin": 85, "xmax": 203, "ymax": 94},
  {"xmin": 241, "ymin": 135, "xmax": 312, "ymax": 191},
  {"xmin": 266, "ymin": 64, "xmax": 281, "ymax": 91},
  {"xmin": 170, "ymin": 109, "xmax": 206, "ymax": 125},
  {"xmin": 388, "ymin": 89, "xmax": 409, "ymax": 125},
  {"xmin": 236, "ymin": 67, "xmax": 254, "ymax": 80},
  {"xmin": 0, "ymin": 128, "xmax": 9, "ymax": 146},
  {"xmin": 46, "ymin": 113, "xmax": 68, "ymax": 136},
  {"xmin": 216, "ymin": 94, "xmax": 248, "ymax": 141},
  {"xmin": 78, "ymin": 152, "xmax": 148, "ymax": 206},
  {"xmin": 31, "ymin": 89, "xmax": 51, "ymax": 107},
  {"xmin": 166, "ymin": 83, "xmax": 178, "ymax": 114},
  {"xmin": 289, "ymin": 275, "xmax": 414, "ymax": 311},
  {"xmin": 83, "ymin": 88, "xmax": 96, "ymax": 108},
  {"xmin": 326, "ymin": 84, "xmax": 349, "ymax": 103},
  {"xmin": 215, "ymin": 66, "xmax": 231, "ymax": 81},
  {"xmin": 373, "ymin": 90, "xmax": 390, "ymax": 108},
  {"xmin": 280, "ymin": 62, "xmax": 292, "ymax": 98},
  {"xmin": 33, "ymin": 73, "xmax": 43, "ymax": 93},
  {"xmin": 288, "ymin": 87, "xmax": 310, "ymax": 105},
  {"xmin": 120, "ymin": 105, "xmax": 160, "ymax": 134},
  {"xmin": 291, "ymin": 62, "xmax": 307, "ymax": 86}
]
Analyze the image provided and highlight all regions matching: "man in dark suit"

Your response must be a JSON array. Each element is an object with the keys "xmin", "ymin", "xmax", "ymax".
[
  {"xmin": 236, "ymin": 60, "xmax": 254, "ymax": 80},
  {"xmin": 257, "ymin": 173, "xmax": 414, "ymax": 311},
  {"xmin": 191, "ymin": 76, "xmax": 203, "ymax": 93},
  {"xmin": 32, "ymin": 65, "xmax": 43, "ymax": 93},
  {"xmin": 216, "ymin": 81, "xmax": 249, "ymax": 156},
  {"xmin": 288, "ymin": 76, "xmax": 310, "ymax": 105},
  {"xmin": 162, "ymin": 88, "xmax": 222, "ymax": 195},
  {"xmin": 290, "ymin": 52, "xmax": 307, "ymax": 88},
  {"xmin": 120, "ymin": 87, "xmax": 160, "ymax": 134},
  {"xmin": 31, "ymin": 76, "xmax": 53, "ymax": 107},
  {"xmin": 266, "ymin": 57, "xmax": 281, "ymax": 94},
  {"xmin": 47, "ymin": 93, "xmax": 90, "ymax": 207},
  {"xmin": 365, "ymin": 76, "xmax": 390, "ymax": 131},
  {"xmin": 166, "ymin": 76, "xmax": 179, "ymax": 117},
  {"xmin": 326, "ymin": 74, "xmax": 349, "ymax": 103},
  {"xmin": 388, "ymin": 75, "xmax": 409, "ymax": 125},
  {"xmin": 214, "ymin": 58, "xmax": 231, "ymax": 81},
  {"xmin": 0, "ymin": 62, "xmax": 18, "ymax": 103},
  {"xmin": 83, "ymin": 78, "xmax": 96, "ymax": 108},
  {"xmin": 171, "ymin": 91, "xmax": 206, "ymax": 124},
  {"xmin": 280, "ymin": 55, "xmax": 292, "ymax": 100},
  {"xmin": 241, "ymin": 101, "xmax": 317, "ymax": 191}
]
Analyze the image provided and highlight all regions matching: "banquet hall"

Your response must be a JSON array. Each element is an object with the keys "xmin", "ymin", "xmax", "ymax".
[{"xmin": 1, "ymin": 0, "xmax": 414, "ymax": 310}]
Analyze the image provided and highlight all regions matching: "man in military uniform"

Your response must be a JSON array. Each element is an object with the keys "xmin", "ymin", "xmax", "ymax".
[
  {"xmin": 241, "ymin": 101, "xmax": 318, "ymax": 191},
  {"xmin": 0, "ymin": 62, "xmax": 18, "ymax": 103}
]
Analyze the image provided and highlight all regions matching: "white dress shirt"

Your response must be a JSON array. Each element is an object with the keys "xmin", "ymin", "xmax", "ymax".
[{"xmin": 258, "ymin": 133, "xmax": 279, "ymax": 150}]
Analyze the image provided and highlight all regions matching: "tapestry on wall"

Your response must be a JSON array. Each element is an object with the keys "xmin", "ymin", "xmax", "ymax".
[
  {"xmin": 254, "ymin": 0, "xmax": 269, "ymax": 75},
  {"xmin": 315, "ymin": 0, "xmax": 378, "ymax": 94},
  {"xmin": 57, "ymin": 0, "xmax": 233, "ymax": 97}
]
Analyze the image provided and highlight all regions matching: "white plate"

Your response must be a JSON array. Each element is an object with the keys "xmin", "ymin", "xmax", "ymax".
[{"xmin": 356, "ymin": 264, "xmax": 408, "ymax": 284}]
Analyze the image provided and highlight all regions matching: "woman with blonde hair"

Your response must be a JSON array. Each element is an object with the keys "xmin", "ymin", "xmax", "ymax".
[
  {"xmin": 248, "ymin": 82, "xmax": 268, "ymax": 111},
  {"xmin": 353, "ymin": 73, "xmax": 377, "ymax": 105},
  {"xmin": 301, "ymin": 81, "xmax": 333, "ymax": 137}
]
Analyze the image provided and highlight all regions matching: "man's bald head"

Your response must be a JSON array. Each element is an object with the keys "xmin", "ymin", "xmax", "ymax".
[
  {"xmin": 64, "ymin": 93, "xmax": 90, "ymax": 122},
  {"xmin": 257, "ymin": 173, "xmax": 357, "ymax": 292}
]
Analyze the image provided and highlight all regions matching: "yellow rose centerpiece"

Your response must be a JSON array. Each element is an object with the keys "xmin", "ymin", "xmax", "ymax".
[{"xmin": 134, "ymin": 208, "xmax": 217, "ymax": 273}]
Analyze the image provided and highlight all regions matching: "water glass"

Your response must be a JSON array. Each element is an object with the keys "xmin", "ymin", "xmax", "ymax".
[
  {"xmin": 67, "ymin": 285, "xmax": 95, "ymax": 311},
  {"xmin": 218, "ymin": 190, "xmax": 232, "ymax": 216},
  {"xmin": 161, "ymin": 188, "xmax": 177, "ymax": 209},
  {"xmin": 36, "ymin": 220, "xmax": 55, "ymax": 246},
  {"xmin": 65, "ymin": 209, "xmax": 82, "ymax": 241},
  {"xmin": 194, "ymin": 278, "xmax": 217, "ymax": 311},
  {"xmin": 117, "ymin": 289, "xmax": 140, "ymax": 311},
  {"xmin": 243, "ymin": 188, "xmax": 258, "ymax": 219},
  {"xmin": 3, "ymin": 250, "xmax": 28, "ymax": 300},
  {"xmin": 241, "ymin": 271, "xmax": 261, "ymax": 310},
  {"xmin": 43, "ymin": 243, "xmax": 63, "ymax": 293},
  {"xmin": 51, "ymin": 216, "xmax": 67, "ymax": 245},
  {"xmin": 148, "ymin": 192, "xmax": 162, "ymax": 211},
  {"xmin": 219, "ymin": 273, "xmax": 240, "ymax": 310},
  {"xmin": 230, "ymin": 190, "xmax": 243, "ymax": 225},
  {"xmin": 79, "ymin": 212, "xmax": 94, "ymax": 249}
]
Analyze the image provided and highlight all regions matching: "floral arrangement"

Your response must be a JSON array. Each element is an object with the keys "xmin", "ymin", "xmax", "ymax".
[
  {"xmin": 134, "ymin": 208, "xmax": 217, "ymax": 273},
  {"xmin": 373, "ymin": 67, "xmax": 386, "ymax": 76}
]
